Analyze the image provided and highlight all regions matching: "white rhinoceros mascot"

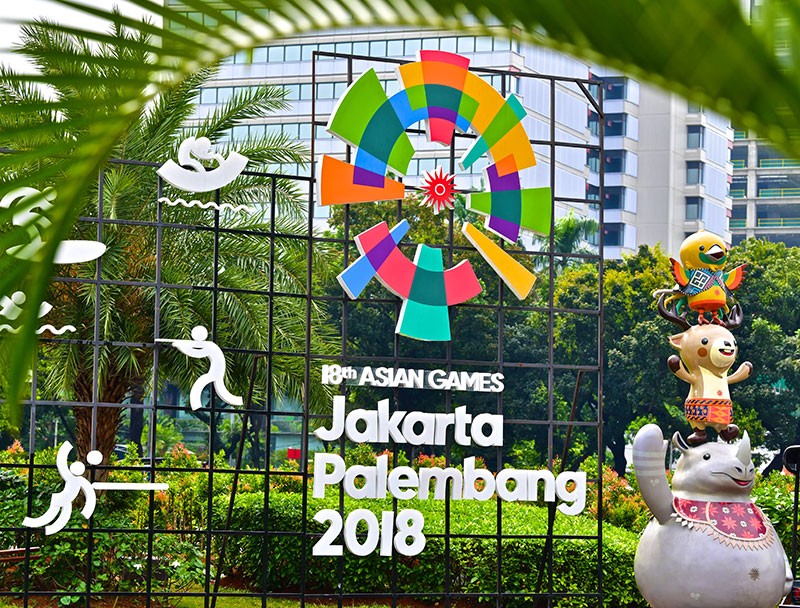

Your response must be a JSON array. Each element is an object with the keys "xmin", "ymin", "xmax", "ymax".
[{"xmin": 632, "ymin": 424, "xmax": 792, "ymax": 608}]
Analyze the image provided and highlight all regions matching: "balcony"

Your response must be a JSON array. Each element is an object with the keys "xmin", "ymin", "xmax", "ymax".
[
  {"xmin": 758, "ymin": 188, "xmax": 800, "ymax": 198},
  {"xmin": 732, "ymin": 159, "xmax": 746, "ymax": 169},
  {"xmin": 729, "ymin": 189, "xmax": 746, "ymax": 199},
  {"xmin": 755, "ymin": 217, "xmax": 800, "ymax": 228},
  {"xmin": 729, "ymin": 219, "xmax": 746, "ymax": 229},
  {"xmin": 734, "ymin": 130, "xmax": 748, "ymax": 140},
  {"xmin": 759, "ymin": 158, "xmax": 800, "ymax": 168}
]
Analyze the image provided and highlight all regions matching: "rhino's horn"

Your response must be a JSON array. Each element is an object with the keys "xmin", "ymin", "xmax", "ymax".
[{"xmin": 736, "ymin": 431, "xmax": 752, "ymax": 466}]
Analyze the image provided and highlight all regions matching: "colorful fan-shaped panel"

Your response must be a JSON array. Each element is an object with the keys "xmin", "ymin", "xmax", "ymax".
[{"xmin": 337, "ymin": 221, "xmax": 482, "ymax": 341}]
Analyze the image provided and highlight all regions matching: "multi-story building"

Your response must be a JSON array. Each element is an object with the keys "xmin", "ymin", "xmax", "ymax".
[
  {"xmin": 729, "ymin": 130, "xmax": 800, "ymax": 247},
  {"xmin": 587, "ymin": 71, "xmax": 733, "ymax": 257},
  {"xmin": 727, "ymin": 0, "xmax": 800, "ymax": 247},
  {"xmin": 189, "ymin": 25, "xmax": 598, "ymax": 236},
  {"xmin": 167, "ymin": 2, "xmax": 735, "ymax": 259}
]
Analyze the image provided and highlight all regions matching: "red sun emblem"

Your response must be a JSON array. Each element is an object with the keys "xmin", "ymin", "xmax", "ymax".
[{"xmin": 420, "ymin": 167, "xmax": 457, "ymax": 214}]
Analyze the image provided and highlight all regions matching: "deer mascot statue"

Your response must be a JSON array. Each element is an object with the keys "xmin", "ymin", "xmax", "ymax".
[{"xmin": 657, "ymin": 295, "xmax": 752, "ymax": 446}]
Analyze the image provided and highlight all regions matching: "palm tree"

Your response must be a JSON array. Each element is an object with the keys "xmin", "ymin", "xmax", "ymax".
[
  {"xmin": 2, "ymin": 0, "xmax": 800, "ymax": 419},
  {"xmin": 533, "ymin": 212, "xmax": 599, "ymax": 273},
  {"xmin": 1, "ymin": 20, "xmax": 338, "ymax": 468}
]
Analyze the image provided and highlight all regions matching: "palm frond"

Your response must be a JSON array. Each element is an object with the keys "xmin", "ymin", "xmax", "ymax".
[{"xmin": 3, "ymin": 0, "xmax": 800, "ymax": 421}]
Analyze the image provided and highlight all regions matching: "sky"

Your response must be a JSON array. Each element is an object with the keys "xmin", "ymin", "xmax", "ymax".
[{"xmin": 0, "ymin": 1, "xmax": 161, "ymax": 72}]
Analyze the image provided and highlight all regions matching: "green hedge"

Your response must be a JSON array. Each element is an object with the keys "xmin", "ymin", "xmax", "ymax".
[{"xmin": 212, "ymin": 492, "xmax": 645, "ymax": 607}]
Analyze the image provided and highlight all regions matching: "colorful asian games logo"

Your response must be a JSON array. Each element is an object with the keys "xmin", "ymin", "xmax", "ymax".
[{"xmin": 320, "ymin": 50, "xmax": 552, "ymax": 341}]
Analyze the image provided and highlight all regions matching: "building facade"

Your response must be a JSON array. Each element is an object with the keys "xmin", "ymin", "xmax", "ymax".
[
  {"xmin": 167, "ymin": 2, "xmax": 735, "ymax": 259},
  {"xmin": 588, "ymin": 71, "xmax": 734, "ymax": 257},
  {"xmin": 729, "ymin": 130, "xmax": 800, "ymax": 247}
]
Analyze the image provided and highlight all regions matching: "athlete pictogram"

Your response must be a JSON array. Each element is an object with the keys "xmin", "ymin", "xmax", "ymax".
[
  {"xmin": 22, "ymin": 442, "xmax": 168, "ymax": 535},
  {"xmin": 157, "ymin": 326, "xmax": 243, "ymax": 410}
]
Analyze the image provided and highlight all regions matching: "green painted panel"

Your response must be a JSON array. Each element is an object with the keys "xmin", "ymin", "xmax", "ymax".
[
  {"xmin": 328, "ymin": 68, "xmax": 389, "ymax": 148},
  {"xmin": 519, "ymin": 188, "xmax": 552, "ymax": 235}
]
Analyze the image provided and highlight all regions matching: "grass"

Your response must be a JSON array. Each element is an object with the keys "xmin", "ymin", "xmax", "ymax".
[{"xmin": 174, "ymin": 591, "xmax": 396, "ymax": 608}]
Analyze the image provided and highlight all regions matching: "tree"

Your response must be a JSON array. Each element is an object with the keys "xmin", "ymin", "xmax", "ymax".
[
  {"xmin": 532, "ymin": 211, "xmax": 599, "ymax": 273},
  {"xmin": 552, "ymin": 245, "xmax": 682, "ymax": 475},
  {"xmin": 723, "ymin": 238, "xmax": 800, "ymax": 468},
  {"xmin": 1, "ymin": 21, "xmax": 339, "ymax": 469}
]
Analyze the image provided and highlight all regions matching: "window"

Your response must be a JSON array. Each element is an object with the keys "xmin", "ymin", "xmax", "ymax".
[
  {"xmin": 283, "ymin": 124, "xmax": 300, "ymax": 139},
  {"xmin": 604, "ymin": 187, "xmax": 625, "ymax": 210},
  {"xmin": 404, "ymin": 38, "xmax": 421, "ymax": 56},
  {"xmin": 588, "ymin": 112, "xmax": 599, "ymax": 137},
  {"xmin": 317, "ymin": 82, "xmax": 334, "ymax": 99},
  {"xmin": 687, "ymin": 125, "xmax": 704, "ymax": 149},
  {"xmin": 421, "ymin": 38, "xmax": 439, "ymax": 50},
  {"xmin": 200, "ymin": 88, "xmax": 216, "ymax": 104},
  {"xmin": 335, "ymin": 42, "xmax": 351, "ymax": 54},
  {"xmin": 605, "ymin": 114, "xmax": 626, "ymax": 137},
  {"xmin": 440, "ymin": 37, "xmax": 457, "ymax": 53},
  {"xmin": 284, "ymin": 84, "xmax": 299, "ymax": 101},
  {"xmin": 685, "ymin": 197, "xmax": 705, "ymax": 220},
  {"xmin": 353, "ymin": 41, "xmax": 369, "ymax": 55},
  {"xmin": 299, "ymin": 83, "xmax": 312, "ymax": 100},
  {"xmin": 217, "ymin": 87, "xmax": 233, "ymax": 103},
  {"xmin": 387, "ymin": 39, "xmax": 404, "ymax": 56},
  {"xmin": 603, "ymin": 223, "xmax": 624, "ymax": 247},
  {"xmin": 605, "ymin": 150, "xmax": 626, "ymax": 173},
  {"xmin": 232, "ymin": 125, "xmax": 248, "ymax": 141},
  {"xmin": 495, "ymin": 38, "xmax": 512, "ymax": 51},
  {"xmin": 370, "ymin": 40, "xmax": 387, "ymax": 56},
  {"xmin": 418, "ymin": 158, "xmax": 437, "ymax": 174},
  {"xmin": 730, "ymin": 175, "xmax": 747, "ymax": 198},
  {"xmin": 587, "ymin": 149, "xmax": 600, "ymax": 173},
  {"xmin": 301, "ymin": 45, "xmax": 316, "ymax": 61},
  {"xmin": 475, "ymin": 37, "xmax": 493, "ymax": 52},
  {"xmin": 284, "ymin": 45, "xmax": 301, "ymax": 61},
  {"xmin": 253, "ymin": 47, "xmax": 268, "ymax": 63},
  {"xmin": 268, "ymin": 46, "xmax": 284, "ymax": 62},
  {"xmin": 457, "ymin": 37, "xmax": 475, "ymax": 53},
  {"xmin": 602, "ymin": 77, "xmax": 626, "ymax": 100},
  {"xmin": 730, "ymin": 145, "xmax": 747, "ymax": 169},
  {"xmin": 686, "ymin": 161, "xmax": 704, "ymax": 185}
]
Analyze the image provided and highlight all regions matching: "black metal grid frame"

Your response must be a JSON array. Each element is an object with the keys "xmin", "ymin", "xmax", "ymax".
[{"xmin": 0, "ymin": 54, "xmax": 604, "ymax": 608}]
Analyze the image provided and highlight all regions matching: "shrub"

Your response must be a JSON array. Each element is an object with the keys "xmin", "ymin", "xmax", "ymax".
[
  {"xmin": 270, "ymin": 458, "xmax": 304, "ymax": 493},
  {"xmin": 211, "ymin": 491, "xmax": 646, "ymax": 607},
  {"xmin": 752, "ymin": 470, "xmax": 798, "ymax": 553},
  {"xmin": 581, "ymin": 457, "xmax": 651, "ymax": 534}
]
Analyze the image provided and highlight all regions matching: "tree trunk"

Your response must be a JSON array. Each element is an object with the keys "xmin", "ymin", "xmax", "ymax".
[
  {"xmin": 127, "ymin": 386, "xmax": 145, "ymax": 457},
  {"xmin": 608, "ymin": 435, "xmax": 628, "ymax": 478},
  {"xmin": 73, "ymin": 370, "xmax": 131, "ymax": 483},
  {"xmin": 249, "ymin": 414, "xmax": 263, "ymax": 469}
]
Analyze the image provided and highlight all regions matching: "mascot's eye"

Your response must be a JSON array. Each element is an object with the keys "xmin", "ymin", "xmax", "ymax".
[
  {"xmin": 701, "ymin": 338, "xmax": 708, "ymax": 345},
  {"xmin": 699, "ymin": 246, "xmax": 705, "ymax": 251},
  {"xmin": 703, "ymin": 453, "xmax": 711, "ymax": 460}
]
